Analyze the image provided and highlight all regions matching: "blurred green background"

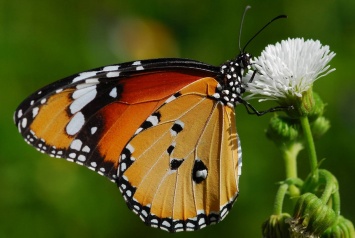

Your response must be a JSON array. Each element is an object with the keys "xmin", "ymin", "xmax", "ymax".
[{"xmin": 1, "ymin": 0, "xmax": 354, "ymax": 237}]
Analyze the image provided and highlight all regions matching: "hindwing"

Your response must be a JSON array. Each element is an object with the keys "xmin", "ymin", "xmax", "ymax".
[{"xmin": 117, "ymin": 77, "xmax": 242, "ymax": 232}]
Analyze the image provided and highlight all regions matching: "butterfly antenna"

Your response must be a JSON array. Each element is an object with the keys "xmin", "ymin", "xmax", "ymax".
[
  {"xmin": 239, "ymin": 5, "xmax": 252, "ymax": 52},
  {"xmin": 242, "ymin": 14, "xmax": 287, "ymax": 52}
]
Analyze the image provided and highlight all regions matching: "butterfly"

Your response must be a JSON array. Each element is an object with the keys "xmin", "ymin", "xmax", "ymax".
[{"xmin": 14, "ymin": 11, "xmax": 286, "ymax": 232}]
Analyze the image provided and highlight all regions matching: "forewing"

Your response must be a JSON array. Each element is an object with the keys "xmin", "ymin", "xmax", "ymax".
[{"xmin": 14, "ymin": 59, "xmax": 218, "ymax": 181}]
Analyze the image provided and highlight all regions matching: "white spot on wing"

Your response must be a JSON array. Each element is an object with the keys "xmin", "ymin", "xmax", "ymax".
[
  {"xmin": 17, "ymin": 109, "xmax": 23, "ymax": 118},
  {"xmin": 186, "ymin": 222, "xmax": 195, "ymax": 228},
  {"xmin": 174, "ymin": 222, "xmax": 183, "ymax": 228},
  {"xmin": 70, "ymin": 139, "xmax": 83, "ymax": 151},
  {"xmin": 78, "ymin": 155, "xmax": 86, "ymax": 162},
  {"xmin": 21, "ymin": 118, "xmax": 27, "ymax": 128},
  {"xmin": 220, "ymin": 207, "xmax": 228, "ymax": 219},
  {"xmin": 109, "ymin": 87, "xmax": 117, "ymax": 98},
  {"xmin": 134, "ymin": 128, "xmax": 143, "ymax": 135},
  {"xmin": 82, "ymin": 145, "xmax": 90, "ymax": 153},
  {"xmin": 70, "ymin": 87, "xmax": 97, "ymax": 114},
  {"xmin": 165, "ymin": 95, "xmax": 177, "ymax": 103},
  {"xmin": 103, "ymin": 65, "xmax": 120, "ymax": 71},
  {"xmin": 146, "ymin": 114, "xmax": 159, "ymax": 126},
  {"xmin": 132, "ymin": 61, "xmax": 144, "ymax": 70},
  {"xmin": 32, "ymin": 107, "xmax": 39, "ymax": 118},
  {"xmin": 126, "ymin": 144, "xmax": 135, "ymax": 153},
  {"xmin": 198, "ymin": 217, "xmax": 206, "ymax": 225},
  {"xmin": 72, "ymin": 85, "xmax": 97, "ymax": 99},
  {"xmin": 91, "ymin": 127, "xmax": 97, "ymax": 134},
  {"xmin": 196, "ymin": 169, "xmax": 207, "ymax": 179},
  {"xmin": 162, "ymin": 221, "xmax": 171, "ymax": 227},
  {"xmin": 85, "ymin": 78, "xmax": 99, "ymax": 84},
  {"xmin": 106, "ymin": 71, "xmax": 120, "ymax": 78},
  {"xmin": 66, "ymin": 112, "xmax": 85, "ymax": 136},
  {"xmin": 74, "ymin": 79, "xmax": 99, "ymax": 90},
  {"xmin": 120, "ymin": 162, "xmax": 126, "ymax": 171},
  {"xmin": 72, "ymin": 71, "xmax": 98, "ymax": 83}
]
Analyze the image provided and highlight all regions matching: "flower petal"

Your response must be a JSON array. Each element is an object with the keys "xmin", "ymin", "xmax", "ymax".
[{"xmin": 244, "ymin": 38, "xmax": 336, "ymax": 102}]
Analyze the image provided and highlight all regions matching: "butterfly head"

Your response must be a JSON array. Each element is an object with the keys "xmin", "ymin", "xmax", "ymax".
[
  {"xmin": 215, "ymin": 52, "xmax": 252, "ymax": 107},
  {"xmin": 237, "ymin": 52, "xmax": 252, "ymax": 70}
]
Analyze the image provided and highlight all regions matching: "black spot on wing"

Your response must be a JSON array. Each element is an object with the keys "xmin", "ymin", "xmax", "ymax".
[
  {"xmin": 170, "ymin": 159, "xmax": 184, "ymax": 170},
  {"xmin": 173, "ymin": 92, "xmax": 182, "ymax": 98},
  {"xmin": 192, "ymin": 160, "xmax": 208, "ymax": 183},
  {"xmin": 170, "ymin": 121, "xmax": 184, "ymax": 135},
  {"xmin": 167, "ymin": 144, "xmax": 174, "ymax": 155},
  {"xmin": 140, "ymin": 112, "xmax": 161, "ymax": 130}
]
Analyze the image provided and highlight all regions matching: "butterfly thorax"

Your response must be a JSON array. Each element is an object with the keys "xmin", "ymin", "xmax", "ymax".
[{"xmin": 213, "ymin": 52, "xmax": 252, "ymax": 108}]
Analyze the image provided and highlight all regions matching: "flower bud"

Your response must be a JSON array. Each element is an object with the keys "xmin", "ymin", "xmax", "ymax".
[
  {"xmin": 266, "ymin": 115, "xmax": 300, "ymax": 144},
  {"xmin": 284, "ymin": 90, "xmax": 326, "ymax": 120},
  {"xmin": 298, "ymin": 89, "xmax": 315, "ymax": 117},
  {"xmin": 311, "ymin": 116, "xmax": 330, "ymax": 140},
  {"xmin": 262, "ymin": 213, "xmax": 292, "ymax": 238},
  {"xmin": 322, "ymin": 216, "xmax": 355, "ymax": 238},
  {"xmin": 307, "ymin": 92, "xmax": 325, "ymax": 122},
  {"xmin": 289, "ymin": 193, "xmax": 337, "ymax": 237}
]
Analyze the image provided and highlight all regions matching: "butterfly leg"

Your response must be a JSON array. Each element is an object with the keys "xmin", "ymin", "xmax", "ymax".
[
  {"xmin": 248, "ymin": 70, "xmax": 257, "ymax": 83},
  {"xmin": 238, "ymin": 97, "xmax": 293, "ymax": 116}
]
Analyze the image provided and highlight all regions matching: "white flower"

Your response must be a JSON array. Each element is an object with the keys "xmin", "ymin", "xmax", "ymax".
[{"xmin": 244, "ymin": 38, "xmax": 336, "ymax": 102}]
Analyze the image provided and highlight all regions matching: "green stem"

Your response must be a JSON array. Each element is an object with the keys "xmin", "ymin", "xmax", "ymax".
[
  {"xmin": 273, "ymin": 183, "xmax": 289, "ymax": 215},
  {"xmin": 318, "ymin": 170, "xmax": 341, "ymax": 215},
  {"xmin": 332, "ymin": 190, "xmax": 341, "ymax": 215},
  {"xmin": 281, "ymin": 143, "xmax": 303, "ymax": 197},
  {"xmin": 319, "ymin": 170, "xmax": 335, "ymax": 204},
  {"xmin": 299, "ymin": 116, "xmax": 319, "ymax": 182}
]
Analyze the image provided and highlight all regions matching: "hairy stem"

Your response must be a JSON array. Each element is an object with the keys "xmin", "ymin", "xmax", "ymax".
[
  {"xmin": 281, "ymin": 142, "xmax": 303, "ymax": 197},
  {"xmin": 299, "ymin": 116, "xmax": 319, "ymax": 182}
]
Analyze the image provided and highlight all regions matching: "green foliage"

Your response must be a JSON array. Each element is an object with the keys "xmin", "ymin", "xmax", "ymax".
[{"xmin": 1, "ymin": 0, "xmax": 354, "ymax": 237}]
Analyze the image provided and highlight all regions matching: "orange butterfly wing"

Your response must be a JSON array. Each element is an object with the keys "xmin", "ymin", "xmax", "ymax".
[
  {"xmin": 118, "ymin": 77, "xmax": 241, "ymax": 232},
  {"xmin": 14, "ymin": 60, "xmax": 220, "ymax": 181},
  {"xmin": 14, "ymin": 59, "xmax": 243, "ymax": 232}
]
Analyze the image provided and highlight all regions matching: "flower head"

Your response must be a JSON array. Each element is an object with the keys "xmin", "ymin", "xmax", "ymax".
[
  {"xmin": 244, "ymin": 38, "xmax": 336, "ymax": 102},
  {"xmin": 262, "ymin": 213, "xmax": 292, "ymax": 238},
  {"xmin": 323, "ymin": 216, "xmax": 355, "ymax": 238},
  {"xmin": 288, "ymin": 193, "xmax": 337, "ymax": 238}
]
